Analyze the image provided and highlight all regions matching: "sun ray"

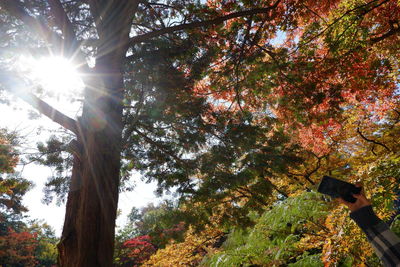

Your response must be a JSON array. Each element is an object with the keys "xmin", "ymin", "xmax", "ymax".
[{"xmin": 17, "ymin": 55, "xmax": 84, "ymax": 95}]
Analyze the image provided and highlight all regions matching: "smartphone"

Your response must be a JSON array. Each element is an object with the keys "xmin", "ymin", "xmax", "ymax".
[{"xmin": 317, "ymin": 176, "xmax": 361, "ymax": 203}]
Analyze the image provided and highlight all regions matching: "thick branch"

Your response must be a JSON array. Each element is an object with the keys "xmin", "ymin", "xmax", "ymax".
[
  {"xmin": 0, "ymin": 0, "xmax": 89, "ymax": 71},
  {"xmin": 0, "ymin": 0, "xmax": 64, "ymax": 49},
  {"xmin": 0, "ymin": 71, "xmax": 79, "ymax": 135},
  {"xmin": 22, "ymin": 93, "xmax": 79, "ymax": 135},
  {"xmin": 130, "ymin": 0, "xmax": 281, "ymax": 44},
  {"xmin": 48, "ymin": 0, "xmax": 77, "ymax": 46}
]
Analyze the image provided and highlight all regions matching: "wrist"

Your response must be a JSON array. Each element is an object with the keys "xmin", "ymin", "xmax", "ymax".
[
  {"xmin": 349, "ymin": 202, "xmax": 370, "ymax": 212},
  {"xmin": 350, "ymin": 205, "xmax": 381, "ymax": 230}
]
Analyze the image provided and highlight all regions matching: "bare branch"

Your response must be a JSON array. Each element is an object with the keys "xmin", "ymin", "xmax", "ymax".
[
  {"xmin": 300, "ymin": 3, "xmax": 327, "ymax": 24},
  {"xmin": 287, "ymin": 171, "xmax": 315, "ymax": 186},
  {"xmin": 232, "ymin": 16, "xmax": 253, "ymax": 113},
  {"xmin": 146, "ymin": 2, "xmax": 176, "ymax": 9},
  {"xmin": 0, "ymin": 70, "xmax": 79, "ymax": 135},
  {"xmin": 286, "ymin": 154, "xmax": 324, "ymax": 186},
  {"xmin": 130, "ymin": 0, "xmax": 281, "ymax": 44}
]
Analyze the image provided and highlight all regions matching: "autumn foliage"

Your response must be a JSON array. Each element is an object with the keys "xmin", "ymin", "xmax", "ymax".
[
  {"xmin": 0, "ymin": 130, "xmax": 18, "ymax": 174},
  {"xmin": 115, "ymin": 235, "xmax": 157, "ymax": 266},
  {"xmin": 0, "ymin": 130, "xmax": 58, "ymax": 266},
  {"xmin": 116, "ymin": 0, "xmax": 400, "ymax": 266},
  {"xmin": 0, "ymin": 0, "xmax": 399, "ymax": 266},
  {"xmin": 0, "ymin": 228, "xmax": 38, "ymax": 266}
]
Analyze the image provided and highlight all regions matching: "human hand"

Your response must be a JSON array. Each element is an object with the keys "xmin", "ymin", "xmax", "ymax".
[{"xmin": 338, "ymin": 185, "xmax": 371, "ymax": 212}]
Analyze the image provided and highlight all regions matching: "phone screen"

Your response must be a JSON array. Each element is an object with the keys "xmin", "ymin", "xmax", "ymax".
[{"xmin": 317, "ymin": 176, "xmax": 361, "ymax": 203}]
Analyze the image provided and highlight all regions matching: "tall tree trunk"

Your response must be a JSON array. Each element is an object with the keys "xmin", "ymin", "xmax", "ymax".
[
  {"xmin": 58, "ymin": 1, "xmax": 136, "ymax": 266},
  {"xmin": 58, "ymin": 63, "xmax": 125, "ymax": 266}
]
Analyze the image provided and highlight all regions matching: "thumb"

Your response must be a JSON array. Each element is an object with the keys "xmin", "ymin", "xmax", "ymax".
[{"xmin": 354, "ymin": 183, "xmax": 364, "ymax": 193}]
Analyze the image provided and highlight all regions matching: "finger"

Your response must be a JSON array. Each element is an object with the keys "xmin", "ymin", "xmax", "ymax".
[
  {"xmin": 352, "ymin": 193, "xmax": 368, "ymax": 201},
  {"xmin": 354, "ymin": 183, "xmax": 365, "ymax": 195},
  {"xmin": 352, "ymin": 193, "xmax": 371, "ymax": 205}
]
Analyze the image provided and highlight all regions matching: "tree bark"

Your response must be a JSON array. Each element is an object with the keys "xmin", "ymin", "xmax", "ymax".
[
  {"xmin": 57, "ymin": 1, "xmax": 136, "ymax": 266},
  {"xmin": 0, "ymin": 0, "xmax": 292, "ymax": 265},
  {"xmin": 58, "ymin": 63, "xmax": 125, "ymax": 266}
]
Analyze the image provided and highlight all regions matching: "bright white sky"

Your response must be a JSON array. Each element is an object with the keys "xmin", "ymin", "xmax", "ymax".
[
  {"xmin": 1, "ymin": 57, "xmax": 165, "ymax": 236},
  {"xmin": 0, "ymin": 96, "xmax": 163, "ymax": 236}
]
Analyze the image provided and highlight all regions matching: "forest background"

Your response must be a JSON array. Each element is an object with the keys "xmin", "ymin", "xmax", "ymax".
[{"xmin": 0, "ymin": 0, "xmax": 400, "ymax": 266}]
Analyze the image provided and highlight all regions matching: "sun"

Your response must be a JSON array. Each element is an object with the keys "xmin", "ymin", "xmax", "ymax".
[{"xmin": 18, "ymin": 56, "xmax": 84, "ymax": 94}]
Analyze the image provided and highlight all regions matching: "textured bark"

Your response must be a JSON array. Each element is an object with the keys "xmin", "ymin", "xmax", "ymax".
[
  {"xmin": 57, "ymin": 1, "xmax": 136, "ymax": 266},
  {"xmin": 58, "ymin": 64, "xmax": 125, "ymax": 266},
  {"xmin": 0, "ymin": 0, "xmax": 293, "ymax": 265},
  {"xmin": 58, "ymin": 65, "xmax": 124, "ymax": 266},
  {"xmin": 57, "ymin": 144, "xmax": 82, "ymax": 266}
]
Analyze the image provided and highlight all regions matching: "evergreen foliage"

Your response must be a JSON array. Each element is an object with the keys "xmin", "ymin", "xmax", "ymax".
[{"xmin": 0, "ymin": 0, "xmax": 399, "ymax": 265}]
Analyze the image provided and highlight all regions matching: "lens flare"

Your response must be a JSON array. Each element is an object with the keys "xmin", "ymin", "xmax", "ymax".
[{"xmin": 18, "ymin": 56, "xmax": 84, "ymax": 94}]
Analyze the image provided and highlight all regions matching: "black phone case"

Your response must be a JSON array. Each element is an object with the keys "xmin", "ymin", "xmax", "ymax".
[{"xmin": 317, "ymin": 176, "xmax": 361, "ymax": 203}]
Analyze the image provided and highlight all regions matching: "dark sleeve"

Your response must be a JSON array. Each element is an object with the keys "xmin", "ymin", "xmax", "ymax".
[{"xmin": 350, "ymin": 206, "xmax": 400, "ymax": 267}]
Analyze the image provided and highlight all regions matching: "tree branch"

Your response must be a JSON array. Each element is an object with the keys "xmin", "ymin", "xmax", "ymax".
[
  {"xmin": 0, "ymin": 0, "xmax": 64, "ymax": 49},
  {"xmin": 0, "ymin": 71, "xmax": 79, "ymax": 135},
  {"xmin": 142, "ymin": 1, "xmax": 166, "ymax": 29},
  {"xmin": 390, "ymin": 109, "xmax": 400, "ymax": 129},
  {"xmin": 130, "ymin": 0, "xmax": 281, "ymax": 44},
  {"xmin": 237, "ymin": 186, "xmax": 268, "ymax": 206},
  {"xmin": 0, "ymin": 0, "xmax": 89, "ymax": 71},
  {"xmin": 287, "ymin": 171, "xmax": 316, "ymax": 186},
  {"xmin": 357, "ymin": 127, "xmax": 391, "ymax": 152},
  {"xmin": 125, "ymin": 40, "xmax": 194, "ymax": 61},
  {"xmin": 291, "ymin": 0, "xmax": 386, "ymax": 54},
  {"xmin": 131, "ymin": 127, "xmax": 186, "ymax": 166},
  {"xmin": 48, "ymin": 0, "xmax": 78, "ymax": 46},
  {"xmin": 270, "ymin": 182, "xmax": 288, "ymax": 198},
  {"xmin": 368, "ymin": 21, "xmax": 400, "ymax": 44}
]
